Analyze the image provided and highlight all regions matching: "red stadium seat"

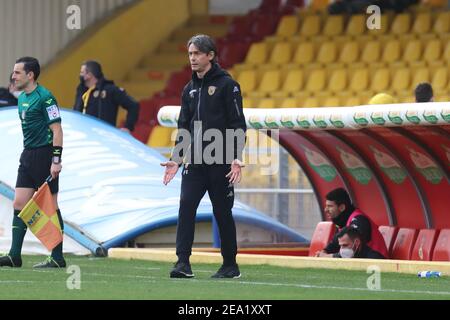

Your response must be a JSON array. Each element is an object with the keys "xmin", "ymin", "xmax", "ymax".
[
  {"xmin": 308, "ymin": 221, "xmax": 336, "ymax": 256},
  {"xmin": 411, "ymin": 229, "xmax": 439, "ymax": 261},
  {"xmin": 378, "ymin": 225, "xmax": 398, "ymax": 258},
  {"xmin": 432, "ymin": 229, "xmax": 450, "ymax": 261},
  {"xmin": 391, "ymin": 228, "xmax": 418, "ymax": 260}
]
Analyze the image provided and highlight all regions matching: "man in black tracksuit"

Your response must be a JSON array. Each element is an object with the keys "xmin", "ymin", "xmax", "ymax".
[
  {"xmin": 73, "ymin": 60, "xmax": 139, "ymax": 132},
  {"xmin": 161, "ymin": 34, "xmax": 247, "ymax": 279}
]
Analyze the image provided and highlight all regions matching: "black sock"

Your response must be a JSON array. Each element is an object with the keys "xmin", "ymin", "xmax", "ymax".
[{"xmin": 51, "ymin": 209, "xmax": 64, "ymax": 261}]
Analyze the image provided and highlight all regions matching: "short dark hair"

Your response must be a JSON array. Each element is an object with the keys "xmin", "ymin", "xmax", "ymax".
[
  {"xmin": 415, "ymin": 82, "xmax": 433, "ymax": 102},
  {"xmin": 16, "ymin": 57, "xmax": 40, "ymax": 81},
  {"xmin": 83, "ymin": 60, "xmax": 104, "ymax": 79},
  {"xmin": 337, "ymin": 225, "xmax": 362, "ymax": 242},
  {"xmin": 187, "ymin": 34, "xmax": 218, "ymax": 63},
  {"xmin": 326, "ymin": 188, "xmax": 352, "ymax": 207}
]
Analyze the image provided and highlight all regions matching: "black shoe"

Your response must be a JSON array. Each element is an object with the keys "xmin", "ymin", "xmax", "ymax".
[
  {"xmin": 211, "ymin": 264, "xmax": 241, "ymax": 279},
  {"xmin": 170, "ymin": 261, "xmax": 194, "ymax": 278},
  {"xmin": 33, "ymin": 257, "xmax": 66, "ymax": 269},
  {"xmin": 0, "ymin": 254, "xmax": 22, "ymax": 268}
]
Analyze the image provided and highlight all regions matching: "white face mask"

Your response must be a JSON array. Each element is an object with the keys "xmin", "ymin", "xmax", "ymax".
[
  {"xmin": 13, "ymin": 91, "xmax": 22, "ymax": 98},
  {"xmin": 339, "ymin": 247, "xmax": 354, "ymax": 258}
]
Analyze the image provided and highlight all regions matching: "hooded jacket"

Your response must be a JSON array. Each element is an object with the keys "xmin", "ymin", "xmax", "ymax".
[
  {"xmin": 172, "ymin": 63, "xmax": 247, "ymax": 165},
  {"xmin": 73, "ymin": 78, "xmax": 139, "ymax": 131}
]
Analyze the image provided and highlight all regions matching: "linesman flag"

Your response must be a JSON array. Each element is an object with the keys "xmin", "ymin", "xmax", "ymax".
[{"xmin": 18, "ymin": 178, "xmax": 62, "ymax": 251}]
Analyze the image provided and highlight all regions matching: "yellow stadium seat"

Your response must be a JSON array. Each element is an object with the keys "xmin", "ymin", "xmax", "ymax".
[
  {"xmin": 289, "ymin": 41, "xmax": 315, "ymax": 66},
  {"xmin": 243, "ymin": 42, "xmax": 268, "ymax": 66},
  {"xmin": 382, "ymin": 40, "xmax": 401, "ymax": 64},
  {"xmin": 344, "ymin": 96, "xmax": 361, "ymax": 106},
  {"xmin": 367, "ymin": 14, "xmax": 390, "ymax": 37},
  {"xmin": 258, "ymin": 98, "xmax": 276, "ymax": 109},
  {"xmin": 390, "ymin": 13, "xmax": 411, "ymax": 35},
  {"xmin": 336, "ymin": 41, "xmax": 360, "ymax": 65},
  {"xmin": 302, "ymin": 97, "xmax": 320, "ymax": 108},
  {"xmin": 310, "ymin": 0, "xmax": 329, "ymax": 10},
  {"xmin": 270, "ymin": 69, "xmax": 303, "ymax": 98},
  {"xmin": 443, "ymin": 42, "xmax": 450, "ymax": 62},
  {"xmin": 322, "ymin": 15, "xmax": 344, "ymax": 37},
  {"xmin": 298, "ymin": 15, "xmax": 321, "ymax": 38},
  {"xmin": 237, "ymin": 70, "xmax": 257, "ymax": 95},
  {"xmin": 422, "ymin": 39, "xmax": 442, "ymax": 65},
  {"xmin": 361, "ymin": 41, "xmax": 381, "ymax": 64},
  {"xmin": 322, "ymin": 96, "xmax": 340, "ymax": 107},
  {"xmin": 328, "ymin": 69, "xmax": 348, "ymax": 93},
  {"xmin": 349, "ymin": 68, "xmax": 370, "ymax": 92},
  {"xmin": 280, "ymin": 97, "xmax": 299, "ymax": 108},
  {"xmin": 412, "ymin": 13, "xmax": 431, "ymax": 34},
  {"xmin": 391, "ymin": 68, "xmax": 411, "ymax": 93},
  {"xmin": 243, "ymin": 97, "xmax": 256, "ymax": 108},
  {"xmin": 411, "ymin": 68, "xmax": 430, "ymax": 89},
  {"xmin": 431, "ymin": 67, "xmax": 448, "ymax": 93},
  {"xmin": 147, "ymin": 126, "xmax": 173, "ymax": 148},
  {"xmin": 435, "ymin": 95, "xmax": 448, "ymax": 102},
  {"xmin": 305, "ymin": 69, "xmax": 326, "ymax": 93},
  {"xmin": 401, "ymin": 96, "xmax": 415, "ymax": 103},
  {"xmin": 271, "ymin": 15, "xmax": 299, "ymax": 40},
  {"xmin": 316, "ymin": 41, "xmax": 337, "ymax": 64},
  {"xmin": 256, "ymin": 69, "xmax": 281, "ymax": 96},
  {"xmin": 268, "ymin": 42, "xmax": 292, "ymax": 65},
  {"xmin": 371, "ymin": 68, "xmax": 390, "ymax": 92},
  {"xmin": 346, "ymin": 14, "xmax": 366, "ymax": 37},
  {"xmin": 402, "ymin": 40, "xmax": 422, "ymax": 64},
  {"xmin": 116, "ymin": 107, "xmax": 127, "ymax": 127},
  {"xmin": 433, "ymin": 12, "xmax": 450, "ymax": 34}
]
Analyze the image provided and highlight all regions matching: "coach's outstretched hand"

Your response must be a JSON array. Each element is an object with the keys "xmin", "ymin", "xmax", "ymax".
[
  {"xmin": 161, "ymin": 161, "xmax": 179, "ymax": 185},
  {"xmin": 226, "ymin": 159, "xmax": 245, "ymax": 184}
]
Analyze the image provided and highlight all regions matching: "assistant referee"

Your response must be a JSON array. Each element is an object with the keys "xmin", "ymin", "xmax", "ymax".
[{"xmin": 0, "ymin": 57, "xmax": 65, "ymax": 268}]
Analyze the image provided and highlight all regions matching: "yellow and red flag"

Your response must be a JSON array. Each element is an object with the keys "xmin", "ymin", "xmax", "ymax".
[{"xmin": 18, "ymin": 181, "xmax": 62, "ymax": 251}]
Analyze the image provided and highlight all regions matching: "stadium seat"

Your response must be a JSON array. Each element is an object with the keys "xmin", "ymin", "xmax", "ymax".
[
  {"xmin": 280, "ymin": 97, "xmax": 299, "ymax": 108},
  {"xmin": 345, "ymin": 14, "xmax": 366, "ymax": 37},
  {"xmin": 297, "ymin": 15, "xmax": 321, "ymax": 39},
  {"xmin": 237, "ymin": 70, "xmax": 257, "ymax": 95},
  {"xmin": 412, "ymin": 12, "xmax": 431, "ymax": 34},
  {"xmin": 267, "ymin": 15, "xmax": 299, "ymax": 41},
  {"xmin": 258, "ymin": 98, "xmax": 276, "ymax": 108},
  {"xmin": 401, "ymin": 40, "xmax": 422, "ymax": 65},
  {"xmin": 305, "ymin": 69, "xmax": 326, "ymax": 93},
  {"xmin": 270, "ymin": 69, "xmax": 303, "ymax": 98},
  {"xmin": 308, "ymin": 221, "xmax": 336, "ymax": 256},
  {"xmin": 431, "ymin": 67, "xmax": 448, "ymax": 94},
  {"xmin": 253, "ymin": 69, "xmax": 281, "ymax": 97},
  {"xmin": 382, "ymin": 40, "xmax": 401, "ymax": 64},
  {"xmin": 391, "ymin": 68, "xmax": 411, "ymax": 94},
  {"xmin": 378, "ymin": 225, "xmax": 399, "ymax": 258},
  {"xmin": 367, "ymin": 14, "xmax": 390, "ymax": 37},
  {"xmin": 360, "ymin": 41, "xmax": 381, "ymax": 65},
  {"xmin": 432, "ymin": 12, "xmax": 450, "ymax": 34},
  {"xmin": 242, "ymin": 42, "xmax": 268, "ymax": 67},
  {"xmin": 391, "ymin": 228, "xmax": 418, "ymax": 260},
  {"xmin": 333, "ymin": 41, "xmax": 360, "ymax": 67},
  {"xmin": 289, "ymin": 41, "xmax": 315, "ymax": 66},
  {"xmin": 268, "ymin": 41, "xmax": 293, "ymax": 65},
  {"xmin": 349, "ymin": 68, "xmax": 369, "ymax": 92},
  {"xmin": 422, "ymin": 39, "xmax": 442, "ymax": 65},
  {"xmin": 322, "ymin": 96, "xmax": 340, "ymax": 107},
  {"xmin": 322, "ymin": 15, "xmax": 344, "ymax": 37},
  {"xmin": 328, "ymin": 69, "xmax": 348, "ymax": 93},
  {"xmin": 390, "ymin": 13, "xmax": 411, "ymax": 36},
  {"xmin": 316, "ymin": 41, "xmax": 337, "ymax": 65},
  {"xmin": 147, "ymin": 126, "xmax": 174, "ymax": 148},
  {"xmin": 370, "ymin": 68, "xmax": 390, "ymax": 92},
  {"xmin": 432, "ymin": 229, "xmax": 450, "ymax": 261},
  {"xmin": 411, "ymin": 229, "xmax": 439, "ymax": 261},
  {"xmin": 411, "ymin": 68, "xmax": 430, "ymax": 89},
  {"xmin": 302, "ymin": 96, "xmax": 320, "ymax": 108},
  {"xmin": 443, "ymin": 41, "xmax": 450, "ymax": 62}
]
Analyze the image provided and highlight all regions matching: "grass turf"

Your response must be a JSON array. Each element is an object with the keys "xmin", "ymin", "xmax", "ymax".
[{"xmin": 0, "ymin": 255, "xmax": 449, "ymax": 300}]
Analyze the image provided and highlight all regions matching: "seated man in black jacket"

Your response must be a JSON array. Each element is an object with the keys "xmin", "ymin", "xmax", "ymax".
[
  {"xmin": 73, "ymin": 60, "xmax": 139, "ymax": 132},
  {"xmin": 336, "ymin": 226, "xmax": 385, "ymax": 259}
]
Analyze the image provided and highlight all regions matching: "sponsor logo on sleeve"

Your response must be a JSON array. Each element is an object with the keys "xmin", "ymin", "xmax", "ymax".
[{"xmin": 46, "ymin": 105, "xmax": 60, "ymax": 120}]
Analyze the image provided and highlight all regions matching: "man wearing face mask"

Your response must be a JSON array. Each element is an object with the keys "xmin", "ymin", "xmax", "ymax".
[
  {"xmin": 73, "ymin": 60, "xmax": 139, "ymax": 133},
  {"xmin": 337, "ymin": 226, "xmax": 385, "ymax": 259},
  {"xmin": 315, "ymin": 188, "xmax": 388, "ymax": 258},
  {"xmin": 0, "ymin": 73, "xmax": 20, "ymax": 107}
]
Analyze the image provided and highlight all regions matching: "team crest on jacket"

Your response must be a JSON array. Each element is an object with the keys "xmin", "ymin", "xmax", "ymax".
[{"xmin": 208, "ymin": 86, "xmax": 217, "ymax": 96}]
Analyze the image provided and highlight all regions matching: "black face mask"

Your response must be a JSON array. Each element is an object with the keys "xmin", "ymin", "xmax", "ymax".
[{"xmin": 79, "ymin": 75, "xmax": 85, "ymax": 85}]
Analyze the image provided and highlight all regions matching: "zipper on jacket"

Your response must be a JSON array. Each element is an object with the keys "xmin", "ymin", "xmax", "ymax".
[
  {"xmin": 233, "ymin": 98, "xmax": 241, "ymax": 117},
  {"xmin": 195, "ymin": 80, "xmax": 204, "ymax": 162}
]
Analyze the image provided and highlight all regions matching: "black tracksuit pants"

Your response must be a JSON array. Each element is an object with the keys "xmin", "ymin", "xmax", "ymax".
[{"xmin": 176, "ymin": 164, "xmax": 237, "ymax": 266}]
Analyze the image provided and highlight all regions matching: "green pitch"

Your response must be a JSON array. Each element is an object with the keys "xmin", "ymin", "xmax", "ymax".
[{"xmin": 0, "ymin": 255, "xmax": 449, "ymax": 300}]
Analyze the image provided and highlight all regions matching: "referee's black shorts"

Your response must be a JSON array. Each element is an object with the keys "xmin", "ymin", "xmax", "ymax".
[{"xmin": 15, "ymin": 145, "xmax": 59, "ymax": 194}]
